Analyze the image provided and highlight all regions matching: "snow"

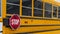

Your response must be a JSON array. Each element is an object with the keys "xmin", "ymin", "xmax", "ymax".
[{"xmin": 0, "ymin": 22, "xmax": 2, "ymax": 34}]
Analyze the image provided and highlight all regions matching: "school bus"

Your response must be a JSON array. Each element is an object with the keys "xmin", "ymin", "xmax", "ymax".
[{"xmin": 0, "ymin": 0, "xmax": 60, "ymax": 34}]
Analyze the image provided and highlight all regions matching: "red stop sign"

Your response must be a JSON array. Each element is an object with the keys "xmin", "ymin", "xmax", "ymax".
[{"xmin": 9, "ymin": 14, "xmax": 20, "ymax": 30}]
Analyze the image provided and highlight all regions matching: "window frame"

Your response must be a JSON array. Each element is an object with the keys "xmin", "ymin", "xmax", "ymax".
[
  {"xmin": 44, "ymin": 3, "xmax": 52, "ymax": 18},
  {"xmin": 6, "ymin": 0, "xmax": 60, "ymax": 20},
  {"xmin": 53, "ymin": 6, "xmax": 58, "ymax": 18},
  {"xmin": 34, "ymin": 0, "xmax": 43, "ymax": 17},
  {"xmin": 6, "ymin": 0, "xmax": 20, "ymax": 15},
  {"xmin": 58, "ymin": 7, "xmax": 60, "ymax": 18},
  {"xmin": 22, "ymin": 0, "xmax": 32, "ymax": 16}
]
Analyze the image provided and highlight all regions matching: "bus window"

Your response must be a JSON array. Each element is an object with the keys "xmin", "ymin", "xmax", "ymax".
[
  {"xmin": 6, "ymin": 0, "xmax": 20, "ymax": 15},
  {"xmin": 58, "ymin": 7, "xmax": 60, "ymax": 18},
  {"xmin": 45, "ymin": 3, "xmax": 52, "ymax": 18},
  {"xmin": 7, "ymin": 0, "xmax": 20, "ymax": 4},
  {"xmin": 22, "ymin": 0, "xmax": 32, "ymax": 16},
  {"xmin": 34, "ymin": 0, "xmax": 43, "ymax": 9},
  {"xmin": 22, "ymin": 0, "xmax": 32, "ymax": 7},
  {"xmin": 34, "ymin": 0, "xmax": 43, "ymax": 17},
  {"xmin": 53, "ymin": 6, "xmax": 57, "ymax": 18},
  {"xmin": 22, "ymin": 8, "xmax": 32, "ymax": 16},
  {"xmin": 34, "ymin": 9, "xmax": 43, "ymax": 17},
  {"xmin": 0, "ymin": 0, "xmax": 2, "ymax": 17}
]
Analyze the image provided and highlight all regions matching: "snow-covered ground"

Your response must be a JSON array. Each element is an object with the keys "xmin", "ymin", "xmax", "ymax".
[
  {"xmin": 0, "ymin": 22, "xmax": 2, "ymax": 34},
  {"xmin": 0, "ymin": 23, "xmax": 2, "ymax": 31},
  {"xmin": 0, "ymin": 33, "xmax": 2, "ymax": 34}
]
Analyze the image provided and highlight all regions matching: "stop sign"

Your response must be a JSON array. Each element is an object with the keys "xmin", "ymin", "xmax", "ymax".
[{"xmin": 9, "ymin": 14, "xmax": 20, "ymax": 30}]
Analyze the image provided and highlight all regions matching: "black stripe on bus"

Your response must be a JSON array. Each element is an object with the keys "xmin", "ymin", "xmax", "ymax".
[
  {"xmin": 3, "ymin": 17, "xmax": 60, "ymax": 27},
  {"xmin": 20, "ymin": 25, "xmax": 60, "ymax": 27},
  {"xmin": 14, "ymin": 29, "xmax": 60, "ymax": 34},
  {"xmin": 6, "ymin": 16, "xmax": 60, "ymax": 21}
]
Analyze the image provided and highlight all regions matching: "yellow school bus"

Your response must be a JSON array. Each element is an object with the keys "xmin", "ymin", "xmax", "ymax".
[{"xmin": 0, "ymin": 0, "xmax": 60, "ymax": 34}]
